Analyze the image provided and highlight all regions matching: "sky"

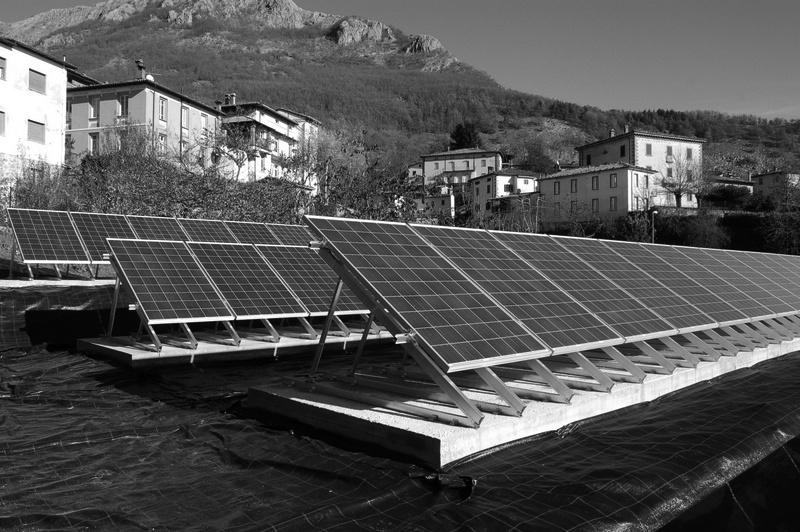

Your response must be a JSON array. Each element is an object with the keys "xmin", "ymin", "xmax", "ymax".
[{"xmin": 5, "ymin": 0, "xmax": 800, "ymax": 118}]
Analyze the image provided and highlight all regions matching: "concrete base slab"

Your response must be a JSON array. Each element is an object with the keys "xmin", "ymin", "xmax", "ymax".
[
  {"xmin": 247, "ymin": 338, "xmax": 800, "ymax": 469},
  {"xmin": 78, "ymin": 330, "xmax": 397, "ymax": 369}
]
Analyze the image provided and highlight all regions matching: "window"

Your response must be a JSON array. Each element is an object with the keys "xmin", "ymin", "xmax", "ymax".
[
  {"xmin": 570, "ymin": 200, "xmax": 577, "ymax": 213},
  {"xmin": 523, "ymin": 179, "xmax": 529, "ymax": 185},
  {"xmin": 88, "ymin": 132, "xmax": 99, "ymax": 155},
  {"xmin": 261, "ymin": 156, "xmax": 266, "ymax": 171},
  {"xmin": 0, "ymin": 110, "xmax": 4, "ymax": 136},
  {"xmin": 157, "ymin": 133, "xmax": 167, "ymax": 154},
  {"xmin": 504, "ymin": 184, "xmax": 512, "ymax": 192},
  {"xmin": 181, "ymin": 106, "xmax": 189, "ymax": 130},
  {"xmin": 434, "ymin": 162, "xmax": 439, "ymax": 170},
  {"xmin": 645, "ymin": 143, "xmax": 652, "ymax": 156},
  {"xmin": 635, "ymin": 197, "xmax": 640, "ymax": 210},
  {"xmin": 666, "ymin": 168, "xmax": 673, "ymax": 178},
  {"xmin": 464, "ymin": 161, "xmax": 469, "ymax": 169},
  {"xmin": 481, "ymin": 159, "xmax": 486, "ymax": 167},
  {"xmin": 591, "ymin": 175, "xmax": 599, "ymax": 190},
  {"xmin": 488, "ymin": 166, "xmax": 494, "ymax": 172},
  {"xmin": 553, "ymin": 181, "xmax": 560, "ymax": 195},
  {"xmin": 634, "ymin": 173, "xmax": 639, "ymax": 187},
  {"xmin": 200, "ymin": 113, "xmax": 208, "ymax": 132},
  {"xmin": 486, "ymin": 184, "xmax": 491, "ymax": 193},
  {"xmin": 485, "ymin": 201, "xmax": 491, "ymax": 210},
  {"xmin": 554, "ymin": 202, "xmax": 561, "ymax": 215},
  {"xmin": 644, "ymin": 175, "xmax": 649, "ymax": 187},
  {"xmin": 449, "ymin": 162, "xmax": 455, "ymax": 171},
  {"xmin": 441, "ymin": 199, "xmax": 445, "ymax": 206},
  {"xmin": 591, "ymin": 198, "xmax": 599, "ymax": 212},
  {"xmin": 620, "ymin": 144, "xmax": 626, "ymax": 157},
  {"xmin": 609, "ymin": 196, "xmax": 618, "ymax": 211},
  {"xmin": 88, "ymin": 97, "xmax": 98, "ymax": 119},
  {"xmin": 686, "ymin": 148, "xmax": 693, "ymax": 160},
  {"xmin": 158, "ymin": 97, "xmax": 167, "ymax": 121},
  {"xmin": 118, "ymin": 95, "xmax": 129, "ymax": 118},
  {"xmin": 28, "ymin": 69, "xmax": 46, "ymax": 93},
  {"xmin": 687, "ymin": 169, "xmax": 693, "ymax": 182},
  {"xmin": 666, "ymin": 145, "xmax": 673, "ymax": 156},
  {"xmin": 586, "ymin": 154, "xmax": 592, "ymax": 165},
  {"xmin": 570, "ymin": 179, "xmax": 577, "ymax": 193},
  {"xmin": 609, "ymin": 173, "xmax": 618, "ymax": 188},
  {"xmin": 0, "ymin": 57, "xmax": 5, "ymax": 80},
  {"xmin": 27, "ymin": 120, "xmax": 45, "ymax": 143}
]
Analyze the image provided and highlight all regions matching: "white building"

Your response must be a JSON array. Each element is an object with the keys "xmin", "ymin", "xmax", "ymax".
[
  {"xmin": 468, "ymin": 170, "xmax": 540, "ymax": 219},
  {"xmin": 537, "ymin": 163, "xmax": 658, "ymax": 222},
  {"xmin": 0, "ymin": 37, "xmax": 91, "ymax": 190},
  {"xmin": 420, "ymin": 147, "xmax": 503, "ymax": 186},
  {"xmin": 576, "ymin": 128, "xmax": 704, "ymax": 208},
  {"xmin": 751, "ymin": 171, "xmax": 800, "ymax": 209}
]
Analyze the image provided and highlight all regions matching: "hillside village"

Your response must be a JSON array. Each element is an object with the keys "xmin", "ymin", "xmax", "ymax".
[{"xmin": 1, "ymin": 21, "xmax": 799, "ymax": 240}]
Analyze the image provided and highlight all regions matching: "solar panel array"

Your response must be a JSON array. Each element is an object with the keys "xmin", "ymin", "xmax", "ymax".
[
  {"xmin": 178, "ymin": 218, "xmax": 237, "ymax": 243},
  {"xmin": 127, "ymin": 215, "xmax": 188, "ymax": 241},
  {"xmin": 70, "ymin": 212, "xmax": 136, "ymax": 263},
  {"xmin": 224, "ymin": 221, "xmax": 281, "ymax": 245},
  {"xmin": 305, "ymin": 215, "xmax": 800, "ymax": 374},
  {"xmin": 7, "ymin": 208, "xmax": 90, "ymax": 264},
  {"xmin": 266, "ymin": 223, "xmax": 315, "ymax": 246}
]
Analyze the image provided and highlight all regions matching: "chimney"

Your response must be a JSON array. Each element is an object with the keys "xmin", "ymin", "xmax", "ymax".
[
  {"xmin": 135, "ymin": 59, "xmax": 146, "ymax": 79},
  {"xmin": 223, "ymin": 94, "xmax": 230, "ymax": 105},
  {"xmin": 215, "ymin": 99, "xmax": 222, "ymax": 112},
  {"xmin": 230, "ymin": 92, "xmax": 236, "ymax": 105},
  {"xmin": 609, "ymin": 128, "xmax": 616, "ymax": 138},
  {"xmin": 554, "ymin": 160, "xmax": 561, "ymax": 171},
  {"xmin": 624, "ymin": 123, "xmax": 630, "ymax": 133}
]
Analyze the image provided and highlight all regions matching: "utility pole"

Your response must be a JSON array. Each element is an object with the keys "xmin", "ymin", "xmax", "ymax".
[{"xmin": 651, "ymin": 210, "xmax": 658, "ymax": 243}]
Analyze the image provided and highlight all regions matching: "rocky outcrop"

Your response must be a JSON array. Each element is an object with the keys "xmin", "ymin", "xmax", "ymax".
[
  {"xmin": 403, "ymin": 34, "xmax": 445, "ymax": 54},
  {"xmin": 329, "ymin": 17, "xmax": 396, "ymax": 45}
]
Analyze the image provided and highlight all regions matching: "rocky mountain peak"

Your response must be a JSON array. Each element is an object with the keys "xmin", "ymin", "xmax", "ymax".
[
  {"xmin": 329, "ymin": 17, "xmax": 396, "ymax": 45},
  {"xmin": 403, "ymin": 34, "xmax": 445, "ymax": 54}
]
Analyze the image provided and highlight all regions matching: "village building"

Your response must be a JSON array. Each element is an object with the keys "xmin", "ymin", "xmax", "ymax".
[
  {"xmin": 469, "ymin": 169, "xmax": 540, "ymax": 219},
  {"xmin": 66, "ymin": 61, "xmax": 221, "ymax": 167},
  {"xmin": 0, "ymin": 37, "xmax": 94, "ymax": 188},
  {"xmin": 420, "ymin": 147, "xmax": 503, "ymax": 186},
  {"xmin": 536, "ymin": 163, "xmax": 658, "ymax": 222},
  {"xmin": 751, "ymin": 171, "xmax": 800, "ymax": 209},
  {"xmin": 575, "ymin": 128, "xmax": 704, "ymax": 208}
]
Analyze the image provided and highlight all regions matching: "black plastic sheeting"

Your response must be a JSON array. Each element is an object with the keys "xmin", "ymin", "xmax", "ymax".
[{"xmin": 1, "ymin": 346, "xmax": 799, "ymax": 531}]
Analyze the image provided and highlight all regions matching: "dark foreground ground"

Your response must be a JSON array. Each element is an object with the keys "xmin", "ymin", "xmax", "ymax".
[{"xmin": 1, "ymin": 343, "xmax": 799, "ymax": 531}]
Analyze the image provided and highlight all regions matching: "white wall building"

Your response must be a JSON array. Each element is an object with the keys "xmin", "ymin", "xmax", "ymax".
[
  {"xmin": 469, "ymin": 170, "xmax": 539, "ymax": 219},
  {"xmin": 576, "ymin": 128, "xmax": 704, "ymax": 208},
  {"xmin": 420, "ymin": 148, "xmax": 503, "ymax": 186}
]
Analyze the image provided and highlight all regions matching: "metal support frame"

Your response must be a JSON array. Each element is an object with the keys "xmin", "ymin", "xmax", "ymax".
[
  {"xmin": 310, "ymin": 278, "xmax": 344, "ymax": 372},
  {"xmin": 524, "ymin": 360, "xmax": 574, "ymax": 403},
  {"xmin": 657, "ymin": 337, "xmax": 701, "ymax": 367},
  {"xmin": 721, "ymin": 325, "xmax": 761, "ymax": 349},
  {"xmin": 474, "ymin": 368, "xmax": 525, "ymax": 416},
  {"xmin": 732, "ymin": 324, "xmax": 770, "ymax": 346},
  {"xmin": 629, "ymin": 342, "xmax": 676, "ymax": 373},
  {"xmin": 767, "ymin": 318, "xmax": 796, "ymax": 339},
  {"xmin": 107, "ymin": 277, "xmax": 121, "ymax": 337},
  {"xmin": 145, "ymin": 323, "xmax": 162, "ymax": 352},
  {"xmin": 749, "ymin": 320, "xmax": 786, "ymax": 342},
  {"xmin": 701, "ymin": 329, "xmax": 740, "ymax": 355},
  {"xmin": 222, "ymin": 321, "xmax": 242, "ymax": 346},
  {"xmin": 54, "ymin": 264, "xmax": 63, "ymax": 280},
  {"xmin": 7, "ymin": 239, "xmax": 16, "ymax": 279},
  {"xmin": 567, "ymin": 352, "xmax": 615, "ymax": 392},
  {"xmin": 598, "ymin": 346, "xmax": 647, "ymax": 382},
  {"xmin": 298, "ymin": 317, "xmax": 318, "ymax": 340},
  {"xmin": 681, "ymin": 333, "xmax": 722, "ymax": 362},
  {"xmin": 776, "ymin": 316, "xmax": 800, "ymax": 336},
  {"xmin": 26, "ymin": 264, "xmax": 34, "ymax": 281},
  {"xmin": 331, "ymin": 315, "xmax": 351, "ymax": 337},
  {"xmin": 179, "ymin": 323, "xmax": 198, "ymax": 350},
  {"xmin": 349, "ymin": 312, "xmax": 374, "ymax": 375},
  {"xmin": 261, "ymin": 319, "xmax": 281, "ymax": 343}
]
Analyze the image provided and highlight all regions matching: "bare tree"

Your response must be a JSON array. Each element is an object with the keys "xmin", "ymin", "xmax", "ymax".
[{"xmin": 660, "ymin": 153, "xmax": 702, "ymax": 207}]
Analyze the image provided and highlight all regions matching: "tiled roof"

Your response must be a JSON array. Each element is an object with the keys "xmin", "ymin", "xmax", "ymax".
[
  {"xmin": 576, "ymin": 129, "xmax": 706, "ymax": 151},
  {"xmin": 423, "ymin": 147, "xmax": 501, "ymax": 158},
  {"xmin": 538, "ymin": 163, "xmax": 656, "ymax": 180}
]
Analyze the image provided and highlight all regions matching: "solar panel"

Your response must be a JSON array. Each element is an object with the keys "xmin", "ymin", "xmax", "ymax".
[
  {"xmin": 554, "ymin": 236, "xmax": 716, "ymax": 331},
  {"xmin": 713, "ymin": 249, "xmax": 800, "ymax": 311},
  {"xmin": 267, "ymin": 223, "xmax": 314, "ymax": 246},
  {"xmin": 7, "ymin": 208, "xmax": 90, "ymax": 264},
  {"xmin": 256, "ymin": 245, "xmax": 370, "ymax": 316},
  {"xmin": 188, "ymin": 242, "xmax": 308, "ymax": 320},
  {"xmin": 758, "ymin": 253, "xmax": 800, "ymax": 299},
  {"xmin": 224, "ymin": 221, "xmax": 281, "ymax": 245},
  {"xmin": 70, "ymin": 211, "xmax": 136, "ymax": 263},
  {"xmin": 107, "ymin": 239, "xmax": 233, "ymax": 325},
  {"xmin": 604, "ymin": 240, "xmax": 747, "ymax": 325},
  {"xmin": 493, "ymin": 232, "xmax": 675, "ymax": 339},
  {"xmin": 127, "ymin": 215, "xmax": 188, "ymax": 241},
  {"xmin": 178, "ymin": 218, "xmax": 237, "ymax": 243},
  {"xmin": 413, "ymin": 225, "xmax": 622, "ymax": 350},
  {"xmin": 669, "ymin": 246, "xmax": 783, "ymax": 317},
  {"xmin": 305, "ymin": 216, "xmax": 549, "ymax": 372}
]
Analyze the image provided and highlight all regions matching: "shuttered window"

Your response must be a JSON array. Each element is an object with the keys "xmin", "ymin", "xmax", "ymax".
[
  {"xmin": 0, "ymin": 111, "xmax": 5, "ymax": 136},
  {"xmin": 28, "ymin": 120, "xmax": 45, "ymax": 143},
  {"xmin": 0, "ymin": 57, "xmax": 6, "ymax": 80},
  {"xmin": 29, "ymin": 69, "xmax": 46, "ymax": 93}
]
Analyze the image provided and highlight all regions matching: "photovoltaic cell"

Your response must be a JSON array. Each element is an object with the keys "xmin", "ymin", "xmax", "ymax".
[
  {"xmin": 70, "ymin": 212, "xmax": 136, "ymax": 263},
  {"xmin": 267, "ymin": 224, "xmax": 314, "ymax": 246},
  {"xmin": 7, "ymin": 208, "xmax": 90, "ymax": 264},
  {"xmin": 555, "ymin": 236, "xmax": 715, "ymax": 331},
  {"xmin": 604, "ymin": 240, "xmax": 746, "ymax": 324},
  {"xmin": 127, "ymin": 215, "xmax": 188, "ymax": 241},
  {"xmin": 756, "ymin": 253, "xmax": 800, "ymax": 300},
  {"xmin": 670, "ymin": 246, "xmax": 782, "ymax": 317},
  {"xmin": 188, "ymin": 242, "xmax": 307, "ymax": 320},
  {"xmin": 256, "ymin": 245, "xmax": 366, "ymax": 316},
  {"xmin": 108, "ymin": 239, "xmax": 232, "ymax": 324},
  {"xmin": 305, "ymin": 216, "xmax": 548, "ymax": 372},
  {"xmin": 413, "ymin": 225, "xmax": 621, "ymax": 349},
  {"xmin": 224, "ymin": 221, "xmax": 281, "ymax": 245},
  {"xmin": 713, "ymin": 249, "xmax": 800, "ymax": 311},
  {"xmin": 178, "ymin": 218, "xmax": 237, "ymax": 243},
  {"xmin": 493, "ymin": 232, "xmax": 674, "ymax": 339}
]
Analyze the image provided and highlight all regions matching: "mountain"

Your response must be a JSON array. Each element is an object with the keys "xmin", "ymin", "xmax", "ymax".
[{"xmin": 3, "ymin": 0, "xmax": 799, "ymax": 176}]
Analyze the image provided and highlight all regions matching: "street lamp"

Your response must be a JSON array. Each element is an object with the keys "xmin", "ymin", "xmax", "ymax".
[{"xmin": 651, "ymin": 210, "xmax": 658, "ymax": 243}]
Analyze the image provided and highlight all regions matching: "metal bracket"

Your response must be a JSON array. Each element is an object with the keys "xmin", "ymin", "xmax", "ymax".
[
  {"xmin": 349, "ymin": 312, "xmax": 374, "ymax": 375},
  {"xmin": 310, "ymin": 278, "xmax": 344, "ymax": 372},
  {"xmin": 331, "ymin": 315, "xmax": 351, "ymax": 337},
  {"xmin": 179, "ymin": 323, "xmax": 198, "ymax": 350},
  {"xmin": 298, "ymin": 317, "xmax": 318, "ymax": 340},
  {"xmin": 701, "ymin": 329, "xmax": 740, "ymax": 355},
  {"xmin": 599, "ymin": 346, "xmax": 647, "ymax": 383},
  {"xmin": 630, "ymin": 342, "xmax": 676, "ymax": 374},
  {"xmin": 680, "ymin": 333, "xmax": 721, "ymax": 362},
  {"xmin": 658, "ymin": 336, "xmax": 701, "ymax": 367},
  {"xmin": 222, "ymin": 321, "xmax": 241, "ymax": 346},
  {"xmin": 107, "ymin": 277, "xmax": 121, "ymax": 337},
  {"xmin": 474, "ymin": 367, "xmax": 525, "ymax": 416},
  {"xmin": 567, "ymin": 352, "xmax": 615, "ymax": 392},
  {"xmin": 524, "ymin": 359, "xmax": 574, "ymax": 403}
]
